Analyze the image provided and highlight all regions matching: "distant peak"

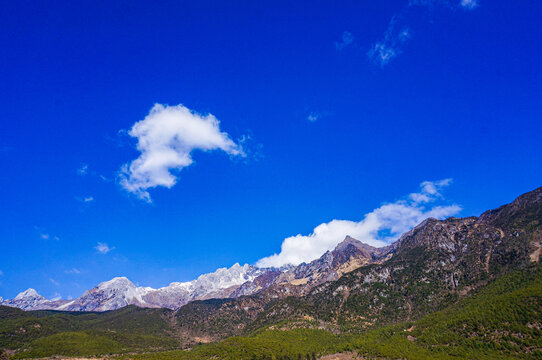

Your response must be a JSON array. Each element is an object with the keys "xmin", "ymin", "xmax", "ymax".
[
  {"xmin": 98, "ymin": 277, "xmax": 135, "ymax": 288},
  {"xmin": 15, "ymin": 288, "xmax": 43, "ymax": 300},
  {"xmin": 335, "ymin": 236, "xmax": 378, "ymax": 252}
]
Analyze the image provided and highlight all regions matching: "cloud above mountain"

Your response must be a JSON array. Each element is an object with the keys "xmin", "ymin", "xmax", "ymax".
[
  {"xmin": 119, "ymin": 104, "xmax": 244, "ymax": 202},
  {"xmin": 257, "ymin": 179, "xmax": 461, "ymax": 267}
]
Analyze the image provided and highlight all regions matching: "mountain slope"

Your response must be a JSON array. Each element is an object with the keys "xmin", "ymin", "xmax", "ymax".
[
  {"xmin": 115, "ymin": 265, "xmax": 542, "ymax": 360},
  {"xmin": 172, "ymin": 187, "xmax": 542, "ymax": 342},
  {"xmin": 0, "ymin": 305, "xmax": 179, "ymax": 358}
]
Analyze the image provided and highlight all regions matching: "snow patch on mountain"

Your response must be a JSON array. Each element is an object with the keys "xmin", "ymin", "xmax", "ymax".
[{"xmin": 1, "ymin": 263, "xmax": 269, "ymax": 311}]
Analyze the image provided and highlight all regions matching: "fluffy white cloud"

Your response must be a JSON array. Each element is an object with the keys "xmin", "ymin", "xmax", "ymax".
[
  {"xmin": 335, "ymin": 31, "xmax": 354, "ymax": 50},
  {"xmin": 95, "ymin": 242, "xmax": 114, "ymax": 254},
  {"xmin": 119, "ymin": 104, "xmax": 244, "ymax": 202},
  {"xmin": 256, "ymin": 179, "xmax": 461, "ymax": 268},
  {"xmin": 460, "ymin": 0, "xmax": 478, "ymax": 10}
]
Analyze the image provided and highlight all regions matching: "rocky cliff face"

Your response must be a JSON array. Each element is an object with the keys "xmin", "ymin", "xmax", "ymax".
[{"xmin": 229, "ymin": 235, "xmax": 393, "ymax": 300}]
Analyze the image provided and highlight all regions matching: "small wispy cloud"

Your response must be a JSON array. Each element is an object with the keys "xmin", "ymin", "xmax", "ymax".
[
  {"xmin": 75, "ymin": 195, "xmax": 95, "ymax": 203},
  {"xmin": 307, "ymin": 113, "xmax": 319, "ymax": 122},
  {"xmin": 369, "ymin": 0, "xmax": 478, "ymax": 67},
  {"xmin": 35, "ymin": 226, "xmax": 59, "ymax": 241},
  {"xmin": 460, "ymin": 0, "xmax": 478, "ymax": 10},
  {"xmin": 95, "ymin": 242, "xmax": 114, "ymax": 254},
  {"xmin": 368, "ymin": 18, "xmax": 411, "ymax": 67},
  {"xmin": 335, "ymin": 31, "xmax": 354, "ymax": 50},
  {"xmin": 64, "ymin": 268, "xmax": 81, "ymax": 274},
  {"xmin": 51, "ymin": 292, "xmax": 62, "ymax": 301},
  {"xmin": 0, "ymin": 270, "xmax": 3, "ymax": 276},
  {"xmin": 49, "ymin": 278, "xmax": 60, "ymax": 287},
  {"xmin": 40, "ymin": 233, "xmax": 59, "ymax": 241},
  {"xmin": 77, "ymin": 164, "xmax": 89, "ymax": 176}
]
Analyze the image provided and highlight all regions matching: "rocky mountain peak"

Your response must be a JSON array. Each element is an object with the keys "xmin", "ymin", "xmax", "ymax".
[
  {"xmin": 15, "ymin": 288, "xmax": 44, "ymax": 300},
  {"xmin": 480, "ymin": 186, "xmax": 542, "ymax": 227},
  {"xmin": 334, "ymin": 236, "xmax": 379, "ymax": 253},
  {"xmin": 2, "ymin": 288, "xmax": 50, "ymax": 311},
  {"xmin": 97, "ymin": 277, "xmax": 136, "ymax": 290}
]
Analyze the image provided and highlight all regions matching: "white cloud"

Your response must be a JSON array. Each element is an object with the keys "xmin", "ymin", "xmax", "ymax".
[
  {"xmin": 77, "ymin": 164, "xmax": 88, "ymax": 176},
  {"xmin": 35, "ymin": 227, "xmax": 60, "ymax": 241},
  {"xmin": 335, "ymin": 31, "xmax": 354, "ymax": 50},
  {"xmin": 409, "ymin": 178, "xmax": 452, "ymax": 203},
  {"xmin": 368, "ymin": 18, "xmax": 411, "ymax": 67},
  {"xmin": 51, "ymin": 292, "xmax": 62, "ymax": 301},
  {"xmin": 460, "ymin": 0, "xmax": 478, "ymax": 10},
  {"xmin": 64, "ymin": 268, "xmax": 81, "ymax": 274},
  {"xmin": 256, "ymin": 179, "xmax": 461, "ymax": 268},
  {"xmin": 95, "ymin": 242, "xmax": 114, "ymax": 254},
  {"xmin": 49, "ymin": 278, "xmax": 60, "ymax": 287},
  {"xmin": 307, "ymin": 113, "xmax": 319, "ymax": 122},
  {"xmin": 119, "ymin": 103, "xmax": 244, "ymax": 202},
  {"xmin": 370, "ymin": 0, "xmax": 478, "ymax": 66},
  {"xmin": 76, "ymin": 196, "xmax": 95, "ymax": 203}
]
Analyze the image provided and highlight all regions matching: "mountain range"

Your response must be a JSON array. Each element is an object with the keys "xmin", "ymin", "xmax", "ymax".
[
  {"xmin": 1, "ymin": 263, "xmax": 266, "ymax": 312},
  {"xmin": 0, "ymin": 235, "xmax": 395, "ymax": 312},
  {"xmin": 1, "ymin": 186, "xmax": 541, "ymax": 359}
]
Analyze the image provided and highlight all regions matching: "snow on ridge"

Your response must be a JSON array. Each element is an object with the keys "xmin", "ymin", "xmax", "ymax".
[
  {"xmin": 1, "ymin": 263, "xmax": 265, "ymax": 312},
  {"xmin": 15, "ymin": 288, "xmax": 42, "ymax": 300}
]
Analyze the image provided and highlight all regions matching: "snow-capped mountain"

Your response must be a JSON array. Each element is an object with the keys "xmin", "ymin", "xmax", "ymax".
[
  {"xmin": 55, "ymin": 277, "xmax": 153, "ymax": 311},
  {"xmin": 0, "ymin": 238, "xmax": 392, "ymax": 312},
  {"xmin": 1, "ymin": 288, "xmax": 71, "ymax": 310},
  {"xmin": 1, "ymin": 263, "xmax": 267, "ymax": 312}
]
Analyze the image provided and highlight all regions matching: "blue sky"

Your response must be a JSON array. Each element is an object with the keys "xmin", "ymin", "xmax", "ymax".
[{"xmin": 1, "ymin": 0, "xmax": 541, "ymax": 300}]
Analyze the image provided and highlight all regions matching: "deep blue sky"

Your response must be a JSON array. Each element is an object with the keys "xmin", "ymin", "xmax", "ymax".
[{"xmin": 1, "ymin": 0, "xmax": 541, "ymax": 299}]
